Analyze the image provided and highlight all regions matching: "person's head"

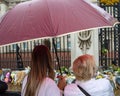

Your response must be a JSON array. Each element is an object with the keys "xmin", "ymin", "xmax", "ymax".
[
  {"xmin": 31, "ymin": 45, "xmax": 54, "ymax": 79},
  {"xmin": 24, "ymin": 45, "xmax": 54, "ymax": 96},
  {"xmin": 72, "ymin": 54, "xmax": 97, "ymax": 81},
  {"xmin": 43, "ymin": 39, "xmax": 51, "ymax": 50}
]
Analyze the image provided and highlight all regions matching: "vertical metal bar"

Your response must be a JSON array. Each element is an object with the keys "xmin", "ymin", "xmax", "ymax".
[
  {"xmin": 2, "ymin": 47, "xmax": 4, "ymax": 68},
  {"xmin": 8, "ymin": 45, "xmax": 11, "ymax": 69},
  {"xmin": 29, "ymin": 41, "xmax": 33, "ymax": 66},
  {"xmin": 52, "ymin": 38, "xmax": 62, "ymax": 75},
  {"xmin": 63, "ymin": 36, "xmax": 65, "ymax": 67},
  {"xmin": 12, "ymin": 45, "xmax": 15, "ymax": 69},
  {"xmin": 59, "ymin": 37, "xmax": 62, "ymax": 67},
  {"xmin": 5, "ymin": 46, "xmax": 7, "ymax": 68},
  {"xmin": 117, "ymin": 3, "xmax": 120, "ymax": 67},
  {"xmin": 104, "ymin": 28, "xmax": 107, "ymax": 68},
  {"xmin": 67, "ymin": 35, "xmax": 71, "ymax": 68},
  {"xmin": 99, "ymin": 29, "xmax": 103, "ymax": 66}
]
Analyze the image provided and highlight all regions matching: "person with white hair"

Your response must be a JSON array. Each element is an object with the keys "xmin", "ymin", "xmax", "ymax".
[{"xmin": 64, "ymin": 54, "xmax": 114, "ymax": 96}]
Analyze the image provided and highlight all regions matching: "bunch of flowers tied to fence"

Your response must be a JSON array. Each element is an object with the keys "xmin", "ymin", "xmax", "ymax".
[{"xmin": 100, "ymin": 0, "xmax": 120, "ymax": 5}]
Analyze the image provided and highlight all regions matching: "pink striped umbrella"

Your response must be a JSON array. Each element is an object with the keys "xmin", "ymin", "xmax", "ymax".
[{"xmin": 0, "ymin": 0, "xmax": 118, "ymax": 46}]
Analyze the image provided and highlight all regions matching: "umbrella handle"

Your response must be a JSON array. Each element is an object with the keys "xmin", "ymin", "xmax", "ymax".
[{"xmin": 52, "ymin": 38, "xmax": 62, "ymax": 75}]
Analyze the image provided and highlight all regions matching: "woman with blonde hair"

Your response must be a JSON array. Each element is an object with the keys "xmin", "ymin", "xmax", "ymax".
[
  {"xmin": 21, "ymin": 45, "xmax": 66, "ymax": 96},
  {"xmin": 64, "ymin": 54, "xmax": 114, "ymax": 96}
]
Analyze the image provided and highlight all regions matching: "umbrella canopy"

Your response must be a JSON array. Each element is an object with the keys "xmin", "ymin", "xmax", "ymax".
[{"xmin": 0, "ymin": 0, "xmax": 118, "ymax": 46}]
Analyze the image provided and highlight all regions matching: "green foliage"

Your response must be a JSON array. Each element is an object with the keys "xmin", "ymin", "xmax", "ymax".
[
  {"xmin": 60, "ymin": 66, "xmax": 71, "ymax": 75},
  {"xmin": 109, "ymin": 64, "xmax": 118, "ymax": 71},
  {"xmin": 101, "ymin": 47, "xmax": 108, "ymax": 54},
  {"xmin": 117, "ymin": 68, "xmax": 120, "ymax": 72}
]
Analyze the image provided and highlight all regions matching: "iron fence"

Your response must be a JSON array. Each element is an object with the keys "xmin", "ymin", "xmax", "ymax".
[
  {"xmin": 99, "ymin": 2, "xmax": 120, "ymax": 68},
  {"xmin": 0, "ymin": 35, "xmax": 71, "ymax": 70}
]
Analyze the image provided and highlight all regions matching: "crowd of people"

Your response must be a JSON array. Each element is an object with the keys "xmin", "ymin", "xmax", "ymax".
[{"xmin": 0, "ymin": 44, "xmax": 115, "ymax": 96}]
